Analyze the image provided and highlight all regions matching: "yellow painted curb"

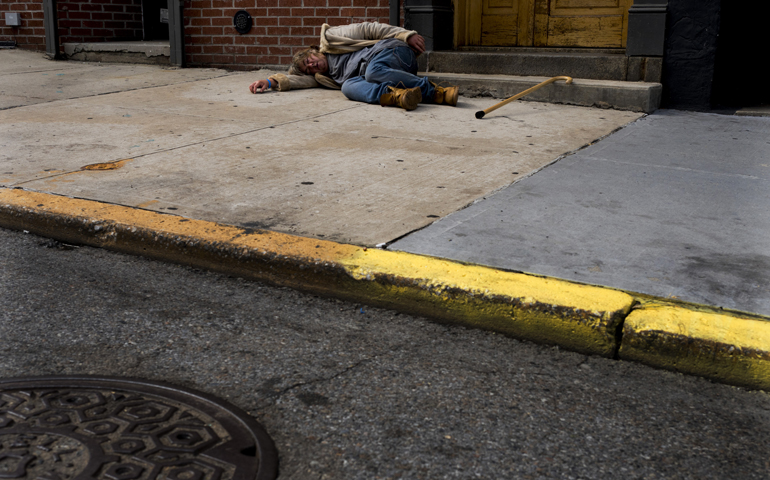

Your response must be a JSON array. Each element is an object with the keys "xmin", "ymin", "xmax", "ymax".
[
  {"xmin": 619, "ymin": 303, "xmax": 770, "ymax": 390},
  {"xmin": 339, "ymin": 248, "xmax": 634, "ymax": 356},
  {"xmin": 0, "ymin": 188, "xmax": 634, "ymax": 357}
]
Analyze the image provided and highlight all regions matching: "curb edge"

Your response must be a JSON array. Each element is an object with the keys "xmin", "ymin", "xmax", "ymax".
[{"xmin": 2, "ymin": 188, "xmax": 768, "ymax": 390}]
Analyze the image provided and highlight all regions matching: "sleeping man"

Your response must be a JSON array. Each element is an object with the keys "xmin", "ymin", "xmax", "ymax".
[{"xmin": 248, "ymin": 22, "xmax": 458, "ymax": 111}]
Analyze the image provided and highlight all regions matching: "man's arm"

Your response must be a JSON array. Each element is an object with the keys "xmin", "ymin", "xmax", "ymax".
[
  {"xmin": 248, "ymin": 73, "xmax": 319, "ymax": 94},
  {"xmin": 320, "ymin": 22, "xmax": 424, "ymax": 54},
  {"xmin": 325, "ymin": 22, "xmax": 412, "ymax": 42}
]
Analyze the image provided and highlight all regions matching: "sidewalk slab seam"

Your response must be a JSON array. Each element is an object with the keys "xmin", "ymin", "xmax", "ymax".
[{"xmin": 8, "ymin": 103, "xmax": 364, "ymax": 189}]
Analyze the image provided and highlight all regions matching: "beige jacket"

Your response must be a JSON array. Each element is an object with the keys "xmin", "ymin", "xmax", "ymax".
[{"xmin": 268, "ymin": 22, "xmax": 418, "ymax": 91}]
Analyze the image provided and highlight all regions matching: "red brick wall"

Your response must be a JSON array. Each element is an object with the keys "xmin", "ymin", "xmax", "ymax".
[
  {"xmin": 2, "ymin": 0, "xmax": 399, "ymax": 67},
  {"xmin": 0, "ymin": 0, "xmax": 144, "ymax": 52},
  {"xmin": 0, "ymin": 0, "xmax": 46, "ymax": 51},
  {"xmin": 57, "ymin": 0, "xmax": 143, "ymax": 45},
  {"xmin": 183, "ymin": 0, "xmax": 393, "ymax": 69}
]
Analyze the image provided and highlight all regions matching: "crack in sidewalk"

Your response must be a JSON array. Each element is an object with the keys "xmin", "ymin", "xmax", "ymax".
[
  {"xmin": 0, "ymin": 71, "xmax": 234, "ymax": 111},
  {"xmin": 9, "ymin": 104, "xmax": 364, "ymax": 187}
]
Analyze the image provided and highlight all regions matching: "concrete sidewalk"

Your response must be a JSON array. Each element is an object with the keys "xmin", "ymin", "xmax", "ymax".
[
  {"xmin": 393, "ymin": 110, "xmax": 770, "ymax": 316},
  {"xmin": 2, "ymin": 49, "xmax": 769, "ymax": 390}
]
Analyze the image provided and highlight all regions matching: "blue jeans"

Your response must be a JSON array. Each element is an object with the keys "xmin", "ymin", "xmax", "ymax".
[{"xmin": 340, "ymin": 46, "xmax": 435, "ymax": 104}]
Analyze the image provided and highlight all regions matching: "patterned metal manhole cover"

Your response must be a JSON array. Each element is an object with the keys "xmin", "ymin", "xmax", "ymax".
[{"xmin": 0, "ymin": 376, "xmax": 278, "ymax": 480}]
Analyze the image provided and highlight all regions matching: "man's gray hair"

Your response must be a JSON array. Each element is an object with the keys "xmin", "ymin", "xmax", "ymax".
[{"xmin": 289, "ymin": 46, "xmax": 322, "ymax": 76}]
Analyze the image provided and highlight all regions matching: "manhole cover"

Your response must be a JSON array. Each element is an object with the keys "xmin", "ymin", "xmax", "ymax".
[{"xmin": 0, "ymin": 376, "xmax": 278, "ymax": 480}]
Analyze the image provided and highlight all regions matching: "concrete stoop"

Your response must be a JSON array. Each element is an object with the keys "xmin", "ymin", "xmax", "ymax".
[
  {"xmin": 736, "ymin": 105, "xmax": 770, "ymax": 117},
  {"xmin": 420, "ymin": 49, "xmax": 663, "ymax": 113},
  {"xmin": 424, "ymin": 72, "xmax": 662, "ymax": 114},
  {"xmin": 421, "ymin": 49, "xmax": 661, "ymax": 82},
  {"xmin": 63, "ymin": 41, "xmax": 170, "ymax": 65}
]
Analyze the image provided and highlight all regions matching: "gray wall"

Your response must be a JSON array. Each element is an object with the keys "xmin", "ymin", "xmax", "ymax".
[{"xmin": 660, "ymin": 0, "xmax": 721, "ymax": 109}]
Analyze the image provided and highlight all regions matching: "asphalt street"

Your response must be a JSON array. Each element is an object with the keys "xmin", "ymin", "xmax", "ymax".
[{"xmin": 2, "ymin": 226, "xmax": 770, "ymax": 479}]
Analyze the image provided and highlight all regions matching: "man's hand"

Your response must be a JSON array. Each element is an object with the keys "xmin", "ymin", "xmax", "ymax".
[
  {"xmin": 249, "ymin": 80, "xmax": 271, "ymax": 94},
  {"xmin": 407, "ymin": 34, "xmax": 426, "ymax": 55}
]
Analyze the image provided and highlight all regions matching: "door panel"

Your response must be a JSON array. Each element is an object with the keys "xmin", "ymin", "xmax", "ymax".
[
  {"xmin": 546, "ymin": 16, "xmax": 623, "ymax": 47},
  {"xmin": 481, "ymin": 16, "xmax": 519, "ymax": 45},
  {"xmin": 534, "ymin": 0, "xmax": 632, "ymax": 47},
  {"xmin": 481, "ymin": 0, "xmax": 520, "ymax": 45},
  {"xmin": 463, "ymin": 0, "xmax": 532, "ymax": 46},
  {"xmin": 481, "ymin": 0, "xmax": 519, "ymax": 46},
  {"xmin": 554, "ymin": 0, "xmax": 621, "ymax": 8},
  {"xmin": 460, "ymin": 0, "xmax": 629, "ymax": 47}
]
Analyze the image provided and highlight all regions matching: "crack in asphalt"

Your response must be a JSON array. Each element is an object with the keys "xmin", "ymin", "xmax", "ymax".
[
  {"xmin": 255, "ymin": 357, "xmax": 372, "ymax": 410},
  {"xmin": 253, "ymin": 344, "xmax": 409, "ymax": 411}
]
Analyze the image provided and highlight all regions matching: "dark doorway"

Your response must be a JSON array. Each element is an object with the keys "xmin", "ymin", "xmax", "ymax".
[
  {"xmin": 142, "ymin": 0, "xmax": 169, "ymax": 41},
  {"xmin": 711, "ymin": 1, "xmax": 770, "ymax": 108}
]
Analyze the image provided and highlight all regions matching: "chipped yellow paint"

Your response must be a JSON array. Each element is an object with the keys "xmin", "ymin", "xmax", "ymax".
[
  {"xmin": 0, "ymin": 187, "xmax": 631, "ymax": 356},
  {"xmin": 620, "ymin": 304, "xmax": 770, "ymax": 390},
  {"xmin": 81, "ymin": 158, "xmax": 133, "ymax": 171},
  {"xmin": 0, "ymin": 188, "xmax": 358, "ymax": 264},
  {"xmin": 336, "ymin": 247, "xmax": 635, "ymax": 357},
  {"xmin": 624, "ymin": 304, "xmax": 770, "ymax": 356},
  {"xmin": 342, "ymin": 247, "xmax": 633, "ymax": 317}
]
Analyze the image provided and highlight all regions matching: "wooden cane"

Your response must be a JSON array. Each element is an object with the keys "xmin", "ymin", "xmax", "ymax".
[{"xmin": 475, "ymin": 76, "xmax": 573, "ymax": 119}]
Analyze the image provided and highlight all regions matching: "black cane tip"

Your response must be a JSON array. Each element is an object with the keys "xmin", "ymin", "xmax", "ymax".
[{"xmin": 475, "ymin": 111, "xmax": 485, "ymax": 119}]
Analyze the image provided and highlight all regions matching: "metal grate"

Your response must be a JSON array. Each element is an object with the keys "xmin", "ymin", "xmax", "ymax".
[
  {"xmin": 233, "ymin": 10, "xmax": 253, "ymax": 35},
  {"xmin": 0, "ymin": 376, "xmax": 278, "ymax": 480}
]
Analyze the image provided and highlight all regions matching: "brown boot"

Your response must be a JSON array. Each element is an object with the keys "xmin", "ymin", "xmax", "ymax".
[
  {"xmin": 431, "ymin": 82, "xmax": 458, "ymax": 106},
  {"xmin": 379, "ymin": 86, "xmax": 422, "ymax": 111}
]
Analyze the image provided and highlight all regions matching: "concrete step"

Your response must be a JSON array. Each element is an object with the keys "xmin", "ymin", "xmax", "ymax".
[
  {"xmin": 423, "ymin": 72, "xmax": 662, "ymax": 113},
  {"xmin": 736, "ymin": 105, "xmax": 770, "ymax": 117},
  {"xmin": 63, "ymin": 41, "xmax": 170, "ymax": 65},
  {"xmin": 420, "ymin": 49, "xmax": 662, "ymax": 83}
]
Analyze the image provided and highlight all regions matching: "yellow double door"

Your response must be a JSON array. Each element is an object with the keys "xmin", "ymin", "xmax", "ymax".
[{"xmin": 462, "ymin": 0, "xmax": 633, "ymax": 48}]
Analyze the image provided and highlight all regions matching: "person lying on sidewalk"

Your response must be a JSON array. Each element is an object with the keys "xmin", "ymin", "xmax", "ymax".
[{"xmin": 248, "ymin": 22, "xmax": 458, "ymax": 111}]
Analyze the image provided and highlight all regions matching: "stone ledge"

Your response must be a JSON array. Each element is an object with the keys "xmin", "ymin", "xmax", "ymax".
[
  {"xmin": 424, "ymin": 72, "xmax": 662, "ymax": 113},
  {"xmin": 63, "ymin": 41, "xmax": 170, "ymax": 65},
  {"xmin": 419, "ymin": 51, "xmax": 662, "ymax": 83}
]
